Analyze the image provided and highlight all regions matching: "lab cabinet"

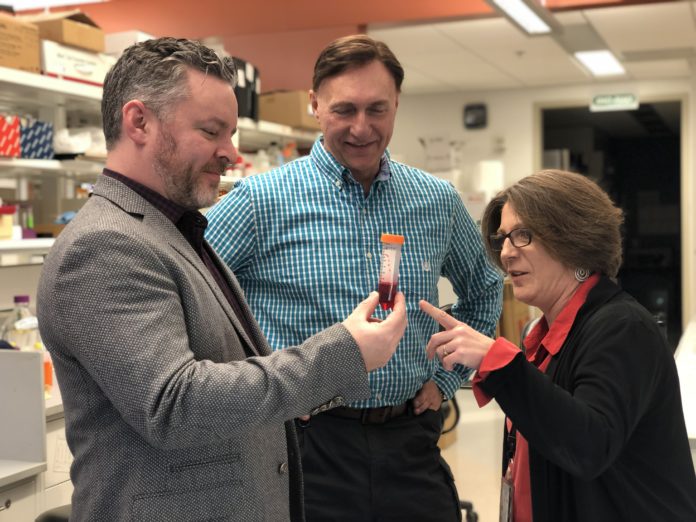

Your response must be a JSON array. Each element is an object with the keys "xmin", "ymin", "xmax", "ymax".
[{"xmin": 0, "ymin": 479, "xmax": 37, "ymax": 522}]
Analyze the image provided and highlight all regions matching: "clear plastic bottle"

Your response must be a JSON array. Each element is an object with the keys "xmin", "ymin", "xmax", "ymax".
[
  {"xmin": 267, "ymin": 141, "xmax": 283, "ymax": 168},
  {"xmin": 0, "ymin": 295, "xmax": 39, "ymax": 350},
  {"xmin": 254, "ymin": 149, "xmax": 271, "ymax": 173}
]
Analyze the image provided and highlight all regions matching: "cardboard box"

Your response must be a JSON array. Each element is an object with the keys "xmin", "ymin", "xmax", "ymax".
[
  {"xmin": 41, "ymin": 40, "xmax": 116, "ymax": 86},
  {"xmin": 0, "ymin": 115, "xmax": 20, "ymax": 158},
  {"xmin": 20, "ymin": 117, "xmax": 54, "ymax": 159},
  {"xmin": 0, "ymin": 14, "xmax": 40, "ymax": 73},
  {"xmin": 259, "ymin": 90, "xmax": 319, "ymax": 130},
  {"xmin": 105, "ymin": 30, "xmax": 154, "ymax": 57},
  {"xmin": 21, "ymin": 10, "xmax": 104, "ymax": 53}
]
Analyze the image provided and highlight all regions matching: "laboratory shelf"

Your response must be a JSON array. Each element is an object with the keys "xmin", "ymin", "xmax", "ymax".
[
  {"xmin": 0, "ymin": 460, "xmax": 46, "ymax": 490},
  {"xmin": 0, "ymin": 239, "xmax": 55, "ymax": 254},
  {"xmin": 237, "ymin": 117, "xmax": 319, "ymax": 151},
  {"xmin": 0, "ymin": 158, "xmax": 104, "ymax": 178},
  {"xmin": 0, "ymin": 65, "xmax": 102, "ymax": 113}
]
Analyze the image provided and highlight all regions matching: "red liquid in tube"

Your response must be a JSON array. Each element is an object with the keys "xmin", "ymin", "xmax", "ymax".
[{"xmin": 378, "ymin": 280, "xmax": 398, "ymax": 310}]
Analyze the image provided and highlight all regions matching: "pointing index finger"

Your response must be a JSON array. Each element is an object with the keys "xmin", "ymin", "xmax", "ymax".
[{"xmin": 419, "ymin": 300, "xmax": 460, "ymax": 330}]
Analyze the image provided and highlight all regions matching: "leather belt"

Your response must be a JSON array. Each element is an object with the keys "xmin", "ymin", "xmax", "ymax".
[{"xmin": 323, "ymin": 401, "xmax": 411, "ymax": 424}]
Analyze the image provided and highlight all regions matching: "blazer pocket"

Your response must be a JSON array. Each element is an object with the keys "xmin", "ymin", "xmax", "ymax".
[
  {"xmin": 130, "ymin": 481, "xmax": 242, "ymax": 520},
  {"xmin": 167, "ymin": 452, "xmax": 243, "ymax": 490},
  {"xmin": 169, "ymin": 452, "xmax": 241, "ymax": 473}
]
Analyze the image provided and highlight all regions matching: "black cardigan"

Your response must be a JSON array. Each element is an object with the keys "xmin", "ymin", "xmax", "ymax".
[{"xmin": 480, "ymin": 276, "xmax": 696, "ymax": 521}]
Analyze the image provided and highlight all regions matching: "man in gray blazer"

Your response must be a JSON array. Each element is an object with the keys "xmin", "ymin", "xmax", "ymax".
[{"xmin": 37, "ymin": 37, "xmax": 407, "ymax": 522}]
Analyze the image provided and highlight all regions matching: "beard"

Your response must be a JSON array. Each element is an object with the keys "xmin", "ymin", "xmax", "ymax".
[{"xmin": 153, "ymin": 128, "xmax": 225, "ymax": 210}]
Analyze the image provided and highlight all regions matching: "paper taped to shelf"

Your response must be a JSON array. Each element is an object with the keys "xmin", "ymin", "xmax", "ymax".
[{"xmin": 41, "ymin": 40, "xmax": 116, "ymax": 86}]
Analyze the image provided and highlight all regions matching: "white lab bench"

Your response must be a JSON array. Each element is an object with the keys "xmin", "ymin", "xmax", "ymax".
[{"xmin": 0, "ymin": 351, "xmax": 72, "ymax": 521}]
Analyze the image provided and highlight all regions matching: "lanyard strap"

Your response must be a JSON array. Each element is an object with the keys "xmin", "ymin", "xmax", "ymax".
[{"xmin": 504, "ymin": 419, "xmax": 517, "ymax": 474}]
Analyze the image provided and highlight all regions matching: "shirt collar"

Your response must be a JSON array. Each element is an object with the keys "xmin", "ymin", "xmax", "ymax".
[
  {"xmin": 102, "ymin": 168, "xmax": 206, "ymax": 230},
  {"xmin": 309, "ymin": 137, "xmax": 391, "ymax": 190},
  {"xmin": 524, "ymin": 272, "xmax": 601, "ymax": 357}
]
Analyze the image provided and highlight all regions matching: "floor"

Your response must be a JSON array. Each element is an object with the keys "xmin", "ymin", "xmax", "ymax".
[{"xmin": 440, "ymin": 388, "xmax": 505, "ymax": 522}]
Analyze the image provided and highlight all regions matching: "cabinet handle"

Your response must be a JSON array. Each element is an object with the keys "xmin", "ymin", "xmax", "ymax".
[{"xmin": 0, "ymin": 498, "xmax": 11, "ymax": 511}]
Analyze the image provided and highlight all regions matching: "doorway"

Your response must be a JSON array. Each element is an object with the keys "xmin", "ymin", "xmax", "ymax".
[{"xmin": 542, "ymin": 101, "xmax": 682, "ymax": 349}]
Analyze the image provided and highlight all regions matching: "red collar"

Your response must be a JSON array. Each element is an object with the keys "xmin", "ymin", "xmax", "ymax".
[{"xmin": 524, "ymin": 273, "xmax": 600, "ymax": 360}]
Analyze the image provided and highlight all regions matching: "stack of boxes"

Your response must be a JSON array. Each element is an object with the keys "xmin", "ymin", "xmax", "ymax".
[
  {"xmin": 0, "ymin": 10, "xmax": 117, "ymax": 164},
  {"xmin": 19, "ymin": 10, "xmax": 115, "ymax": 87},
  {"xmin": 0, "ymin": 9, "xmax": 120, "ymax": 239},
  {"xmin": 0, "ymin": 114, "xmax": 53, "ymax": 161}
]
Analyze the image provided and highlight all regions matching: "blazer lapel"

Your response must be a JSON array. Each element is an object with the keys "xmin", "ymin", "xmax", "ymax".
[
  {"xmin": 163, "ymin": 221, "xmax": 263, "ymax": 357},
  {"xmin": 93, "ymin": 176, "xmax": 264, "ymax": 357}
]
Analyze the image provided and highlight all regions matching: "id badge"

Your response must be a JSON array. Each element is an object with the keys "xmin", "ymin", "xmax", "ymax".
[{"xmin": 499, "ymin": 467, "xmax": 514, "ymax": 522}]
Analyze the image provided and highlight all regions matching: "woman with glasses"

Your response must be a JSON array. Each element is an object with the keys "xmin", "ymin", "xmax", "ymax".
[{"xmin": 420, "ymin": 170, "xmax": 696, "ymax": 522}]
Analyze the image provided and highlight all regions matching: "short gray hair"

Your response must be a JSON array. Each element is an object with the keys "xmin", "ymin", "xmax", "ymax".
[{"xmin": 102, "ymin": 37, "xmax": 237, "ymax": 149}]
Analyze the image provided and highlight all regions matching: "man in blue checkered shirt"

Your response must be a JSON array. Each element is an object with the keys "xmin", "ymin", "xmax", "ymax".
[{"xmin": 206, "ymin": 34, "xmax": 503, "ymax": 522}]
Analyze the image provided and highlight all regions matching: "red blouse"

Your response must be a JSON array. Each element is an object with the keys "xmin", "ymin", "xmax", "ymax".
[{"xmin": 473, "ymin": 273, "xmax": 599, "ymax": 521}]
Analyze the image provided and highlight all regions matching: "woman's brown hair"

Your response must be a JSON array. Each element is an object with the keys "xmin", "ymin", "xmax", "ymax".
[{"xmin": 481, "ymin": 170, "xmax": 624, "ymax": 278}]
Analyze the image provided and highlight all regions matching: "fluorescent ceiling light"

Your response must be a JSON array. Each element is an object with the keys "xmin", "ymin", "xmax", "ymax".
[
  {"xmin": 487, "ymin": 0, "xmax": 556, "ymax": 35},
  {"xmin": 8, "ymin": 0, "xmax": 107, "ymax": 10},
  {"xmin": 574, "ymin": 50, "xmax": 626, "ymax": 76}
]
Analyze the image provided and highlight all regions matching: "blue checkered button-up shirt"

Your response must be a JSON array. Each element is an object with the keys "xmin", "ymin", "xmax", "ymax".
[{"xmin": 205, "ymin": 139, "xmax": 503, "ymax": 407}]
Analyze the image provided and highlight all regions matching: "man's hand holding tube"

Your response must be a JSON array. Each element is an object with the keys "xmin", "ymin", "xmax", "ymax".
[
  {"xmin": 343, "ymin": 291, "xmax": 407, "ymax": 372},
  {"xmin": 419, "ymin": 299, "xmax": 494, "ymax": 372}
]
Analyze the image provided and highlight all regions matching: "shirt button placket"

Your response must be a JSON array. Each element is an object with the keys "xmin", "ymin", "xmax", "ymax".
[{"xmin": 361, "ymin": 203, "xmax": 373, "ymax": 289}]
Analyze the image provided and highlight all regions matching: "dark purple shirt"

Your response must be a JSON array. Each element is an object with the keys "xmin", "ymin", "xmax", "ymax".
[{"xmin": 102, "ymin": 169, "xmax": 257, "ymax": 353}]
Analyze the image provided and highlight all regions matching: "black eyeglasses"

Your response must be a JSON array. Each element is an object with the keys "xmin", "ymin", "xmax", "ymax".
[{"xmin": 489, "ymin": 228, "xmax": 533, "ymax": 252}]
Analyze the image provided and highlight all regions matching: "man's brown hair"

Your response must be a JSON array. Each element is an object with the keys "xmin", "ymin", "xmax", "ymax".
[{"xmin": 312, "ymin": 34, "xmax": 404, "ymax": 92}]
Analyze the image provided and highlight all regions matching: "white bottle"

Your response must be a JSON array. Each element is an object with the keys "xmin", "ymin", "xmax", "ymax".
[
  {"xmin": 267, "ymin": 141, "xmax": 283, "ymax": 168},
  {"xmin": 254, "ymin": 149, "xmax": 271, "ymax": 173}
]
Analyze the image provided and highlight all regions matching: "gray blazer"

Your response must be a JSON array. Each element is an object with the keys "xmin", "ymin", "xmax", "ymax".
[{"xmin": 37, "ymin": 175, "xmax": 371, "ymax": 521}]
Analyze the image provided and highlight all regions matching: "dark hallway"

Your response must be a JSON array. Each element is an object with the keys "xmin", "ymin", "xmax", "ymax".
[{"xmin": 543, "ymin": 102, "xmax": 682, "ymax": 348}]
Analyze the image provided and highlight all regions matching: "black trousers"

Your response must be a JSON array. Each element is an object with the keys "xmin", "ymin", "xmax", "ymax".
[{"xmin": 296, "ymin": 407, "xmax": 462, "ymax": 522}]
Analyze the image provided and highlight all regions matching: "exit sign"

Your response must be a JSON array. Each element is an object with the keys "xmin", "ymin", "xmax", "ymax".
[{"xmin": 590, "ymin": 93, "xmax": 639, "ymax": 112}]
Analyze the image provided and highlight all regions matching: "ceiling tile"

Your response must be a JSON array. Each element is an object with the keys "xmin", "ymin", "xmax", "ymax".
[
  {"xmin": 404, "ymin": 50, "xmax": 521, "ymax": 88},
  {"xmin": 624, "ymin": 59, "xmax": 692, "ymax": 80},
  {"xmin": 368, "ymin": 1, "xmax": 696, "ymax": 94},
  {"xmin": 368, "ymin": 25, "xmax": 461, "ymax": 55},
  {"xmin": 400, "ymin": 66, "xmax": 455, "ymax": 93},
  {"xmin": 585, "ymin": 2, "xmax": 696, "ymax": 53}
]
